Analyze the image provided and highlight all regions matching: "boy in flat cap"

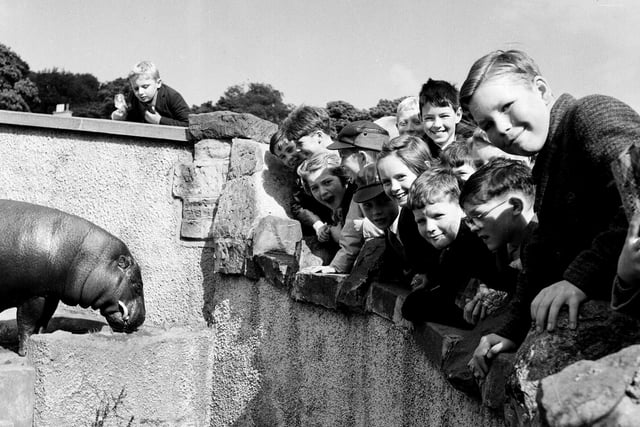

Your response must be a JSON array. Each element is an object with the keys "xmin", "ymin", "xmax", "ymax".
[{"xmin": 305, "ymin": 121, "xmax": 388, "ymax": 273}]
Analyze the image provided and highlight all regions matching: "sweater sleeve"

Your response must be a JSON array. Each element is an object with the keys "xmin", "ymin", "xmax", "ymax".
[
  {"xmin": 158, "ymin": 89, "xmax": 190, "ymax": 127},
  {"xmin": 562, "ymin": 95, "xmax": 639, "ymax": 298},
  {"xmin": 329, "ymin": 200, "xmax": 366, "ymax": 273}
]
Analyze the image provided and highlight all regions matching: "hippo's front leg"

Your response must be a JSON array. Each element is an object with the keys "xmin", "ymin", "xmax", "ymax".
[{"xmin": 16, "ymin": 296, "xmax": 59, "ymax": 356}]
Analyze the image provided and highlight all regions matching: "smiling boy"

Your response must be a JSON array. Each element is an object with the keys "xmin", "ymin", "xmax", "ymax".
[
  {"xmin": 111, "ymin": 61, "xmax": 190, "ymax": 127},
  {"xmin": 419, "ymin": 78, "xmax": 463, "ymax": 156}
]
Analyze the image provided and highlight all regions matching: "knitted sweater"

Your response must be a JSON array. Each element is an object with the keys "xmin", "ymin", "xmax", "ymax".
[{"xmin": 496, "ymin": 93, "xmax": 638, "ymax": 343}]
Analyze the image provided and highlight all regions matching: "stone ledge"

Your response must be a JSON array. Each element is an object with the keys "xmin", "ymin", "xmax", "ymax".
[
  {"xmin": 0, "ymin": 110, "xmax": 190, "ymax": 142},
  {"xmin": 0, "ymin": 348, "xmax": 35, "ymax": 427}
]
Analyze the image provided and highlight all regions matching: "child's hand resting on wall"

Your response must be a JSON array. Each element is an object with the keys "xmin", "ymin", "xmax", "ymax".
[
  {"xmin": 530, "ymin": 280, "xmax": 587, "ymax": 332},
  {"xmin": 467, "ymin": 333, "xmax": 515, "ymax": 379}
]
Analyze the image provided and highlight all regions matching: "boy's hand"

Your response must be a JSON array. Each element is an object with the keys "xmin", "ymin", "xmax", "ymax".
[
  {"xmin": 111, "ymin": 109, "xmax": 127, "ymax": 121},
  {"xmin": 530, "ymin": 280, "xmax": 587, "ymax": 332},
  {"xmin": 410, "ymin": 273, "xmax": 428, "ymax": 291},
  {"xmin": 467, "ymin": 334, "xmax": 515, "ymax": 379},
  {"xmin": 313, "ymin": 222, "xmax": 331, "ymax": 242},
  {"xmin": 144, "ymin": 106, "xmax": 161, "ymax": 124},
  {"xmin": 464, "ymin": 291, "xmax": 487, "ymax": 325},
  {"xmin": 618, "ymin": 212, "xmax": 640, "ymax": 285}
]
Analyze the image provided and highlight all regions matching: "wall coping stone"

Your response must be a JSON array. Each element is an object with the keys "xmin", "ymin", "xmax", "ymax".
[{"xmin": 0, "ymin": 110, "xmax": 190, "ymax": 142}]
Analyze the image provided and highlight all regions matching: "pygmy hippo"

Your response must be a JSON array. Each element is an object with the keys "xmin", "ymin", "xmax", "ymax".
[{"xmin": 0, "ymin": 200, "xmax": 145, "ymax": 355}]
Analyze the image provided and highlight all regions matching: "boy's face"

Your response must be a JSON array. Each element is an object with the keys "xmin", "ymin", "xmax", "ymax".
[
  {"xmin": 468, "ymin": 76, "xmax": 552, "ymax": 156},
  {"xmin": 306, "ymin": 168, "xmax": 346, "ymax": 211},
  {"xmin": 421, "ymin": 103, "xmax": 462, "ymax": 148},
  {"xmin": 412, "ymin": 197, "xmax": 463, "ymax": 250},
  {"xmin": 130, "ymin": 74, "xmax": 161, "ymax": 104},
  {"xmin": 462, "ymin": 198, "xmax": 513, "ymax": 251},
  {"xmin": 339, "ymin": 149, "xmax": 363, "ymax": 182},
  {"xmin": 297, "ymin": 131, "xmax": 330, "ymax": 158},
  {"xmin": 452, "ymin": 163, "xmax": 477, "ymax": 182},
  {"xmin": 396, "ymin": 108, "xmax": 424, "ymax": 137},
  {"xmin": 274, "ymin": 140, "xmax": 303, "ymax": 170},
  {"xmin": 360, "ymin": 193, "xmax": 399, "ymax": 230},
  {"xmin": 377, "ymin": 155, "xmax": 418, "ymax": 208}
]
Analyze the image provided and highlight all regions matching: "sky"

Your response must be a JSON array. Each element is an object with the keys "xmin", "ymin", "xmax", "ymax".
[{"xmin": 2, "ymin": 0, "xmax": 640, "ymax": 111}]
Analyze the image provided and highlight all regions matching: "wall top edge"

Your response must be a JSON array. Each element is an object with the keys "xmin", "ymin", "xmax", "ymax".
[{"xmin": 0, "ymin": 110, "xmax": 190, "ymax": 143}]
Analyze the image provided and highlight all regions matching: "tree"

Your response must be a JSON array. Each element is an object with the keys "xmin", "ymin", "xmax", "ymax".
[
  {"xmin": 325, "ymin": 100, "xmax": 370, "ymax": 135},
  {"xmin": 0, "ymin": 43, "xmax": 39, "ymax": 112},
  {"xmin": 192, "ymin": 82, "xmax": 293, "ymax": 124},
  {"xmin": 29, "ymin": 68, "xmax": 102, "ymax": 116},
  {"xmin": 368, "ymin": 97, "xmax": 405, "ymax": 119}
]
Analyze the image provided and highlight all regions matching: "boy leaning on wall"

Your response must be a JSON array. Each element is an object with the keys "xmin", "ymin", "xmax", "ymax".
[{"xmin": 111, "ymin": 60, "xmax": 190, "ymax": 127}]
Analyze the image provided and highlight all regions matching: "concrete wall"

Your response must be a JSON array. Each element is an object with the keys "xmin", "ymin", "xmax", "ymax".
[
  {"xmin": 26, "ymin": 277, "xmax": 502, "ymax": 426},
  {"xmin": 0, "ymin": 115, "xmax": 207, "ymax": 327}
]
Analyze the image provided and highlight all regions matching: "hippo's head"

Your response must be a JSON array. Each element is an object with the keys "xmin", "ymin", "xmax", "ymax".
[{"xmin": 99, "ymin": 254, "xmax": 146, "ymax": 333}]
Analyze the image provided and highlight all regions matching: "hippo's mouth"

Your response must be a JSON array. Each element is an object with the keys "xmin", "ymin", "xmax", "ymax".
[{"xmin": 104, "ymin": 299, "xmax": 145, "ymax": 333}]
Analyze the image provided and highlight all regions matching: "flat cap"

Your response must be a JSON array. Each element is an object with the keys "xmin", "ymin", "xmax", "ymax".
[{"xmin": 328, "ymin": 120, "xmax": 389, "ymax": 151}]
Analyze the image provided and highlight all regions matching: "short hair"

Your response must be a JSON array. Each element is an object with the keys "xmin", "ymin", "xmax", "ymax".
[
  {"xmin": 419, "ymin": 78, "xmax": 460, "ymax": 115},
  {"xmin": 396, "ymin": 96, "xmax": 419, "ymax": 115},
  {"xmin": 440, "ymin": 139, "xmax": 476, "ymax": 169},
  {"xmin": 377, "ymin": 134, "xmax": 435, "ymax": 177},
  {"xmin": 460, "ymin": 50, "xmax": 542, "ymax": 113},
  {"xmin": 284, "ymin": 106, "xmax": 332, "ymax": 142},
  {"xmin": 269, "ymin": 127, "xmax": 289, "ymax": 155},
  {"xmin": 297, "ymin": 151, "xmax": 348, "ymax": 194},
  {"xmin": 407, "ymin": 167, "xmax": 460, "ymax": 210},
  {"xmin": 128, "ymin": 60, "xmax": 160, "ymax": 81},
  {"xmin": 459, "ymin": 157, "xmax": 535, "ymax": 208}
]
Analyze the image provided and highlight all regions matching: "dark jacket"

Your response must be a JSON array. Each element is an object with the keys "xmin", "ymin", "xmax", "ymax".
[
  {"xmin": 496, "ymin": 93, "xmax": 639, "ymax": 343},
  {"xmin": 126, "ymin": 84, "xmax": 190, "ymax": 127}
]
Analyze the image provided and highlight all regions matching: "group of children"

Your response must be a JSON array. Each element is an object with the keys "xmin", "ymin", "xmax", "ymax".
[{"xmin": 269, "ymin": 49, "xmax": 640, "ymax": 382}]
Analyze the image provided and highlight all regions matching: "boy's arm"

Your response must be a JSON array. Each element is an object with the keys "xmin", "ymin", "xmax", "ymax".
[
  {"xmin": 329, "ymin": 200, "xmax": 368, "ymax": 273},
  {"xmin": 611, "ymin": 212, "xmax": 640, "ymax": 316},
  {"xmin": 563, "ymin": 95, "xmax": 640, "ymax": 296},
  {"xmin": 159, "ymin": 87, "xmax": 191, "ymax": 127},
  {"xmin": 291, "ymin": 187, "xmax": 324, "ymax": 230}
]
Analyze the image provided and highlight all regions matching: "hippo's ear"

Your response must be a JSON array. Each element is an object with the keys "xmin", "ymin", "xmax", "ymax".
[{"xmin": 117, "ymin": 255, "xmax": 131, "ymax": 270}]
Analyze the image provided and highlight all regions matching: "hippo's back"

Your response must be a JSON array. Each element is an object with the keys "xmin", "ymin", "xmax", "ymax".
[{"xmin": 0, "ymin": 200, "xmax": 124, "ymax": 309}]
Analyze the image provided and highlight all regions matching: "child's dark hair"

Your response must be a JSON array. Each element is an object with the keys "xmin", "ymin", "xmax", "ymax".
[
  {"xmin": 377, "ymin": 134, "xmax": 435, "ymax": 176},
  {"xmin": 269, "ymin": 127, "xmax": 288, "ymax": 155},
  {"xmin": 460, "ymin": 50, "xmax": 542, "ymax": 113},
  {"xmin": 419, "ymin": 78, "xmax": 460, "ymax": 116},
  {"xmin": 297, "ymin": 151, "xmax": 348, "ymax": 195},
  {"xmin": 407, "ymin": 167, "xmax": 460, "ymax": 211},
  {"xmin": 459, "ymin": 157, "xmax": 535, "ymax": 208},
  {"xmin": 440, "ymin": 140, "xmax": 477, "ymax": 169},
  {"xmin": 284, "ymin": 106, "xmax": 332, "ymax": 142}
]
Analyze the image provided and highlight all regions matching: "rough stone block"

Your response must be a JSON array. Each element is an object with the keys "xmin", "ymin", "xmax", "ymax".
[
  {"xmin": 506, "ymin": 300, "xmax": 640, "ymax": 426},
  {"xmin": 251, "ymin": 215, "xmax": 302, "ymax": 258},
  {"xmin": 481, "ymin": 352, "xmax": 515, "ymax": 409},
  {"xmin": 189, "ymin": 111, "xmax": 277, "ymax": 144},
  {"xmin": 180, "ymin": 197, "xmax": 217, "ymax": 239},
  {"xmin": 413, "ymin": 322, "xmax": 465, "ymax": 370},
  {"xmin": 26, "ymin": 326, "xmax": 216, "ymax": 426},
  {"xmin": 366, "ymin": 282, "xmax": 409, "ymax": 322},
  {"xmin": 229, "ymin": 138, "xmax": 266, "ymax": 179},
  {"xmin": 337, "ymin": 237, "xmax": 386, "ymax": 311},
  {"xmin": 193, "ymin": 139, "xmax": 232, "ymax": 166},
  {"xmin": 291, "ymin": 272, "xmax": 346, "ymax": 310},
  {"xmin": 0, "ymin": 349, "xmax": 35, "ymax": 427},
  {"xmin": 212, "ymin": 176, "xmax": 257, "ymax": 274},
  {"xmin": 172, "ymin": 162, "xmax": 227, "ymax": 199},
  {"xmin": 253, "ymin": 253, "xmax": 298, "ymax": 289},
  {"xmin": 538, "ymin": 344, "xmax": 640, "ymax": 427}
]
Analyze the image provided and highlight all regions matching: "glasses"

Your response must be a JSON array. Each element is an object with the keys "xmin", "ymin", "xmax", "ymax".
[{"xmin": 463, "ymin": 200, "xmax": 509, "ymax": 227}]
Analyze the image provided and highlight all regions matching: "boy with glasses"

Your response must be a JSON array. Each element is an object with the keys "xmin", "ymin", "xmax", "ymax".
[{"xmin": 459, "ymin": 158, "xmax": 539, "ymax": 379}]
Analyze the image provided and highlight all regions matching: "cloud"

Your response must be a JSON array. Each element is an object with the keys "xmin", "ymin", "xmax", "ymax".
[{"xmin": 389, "ymin": 64, "xmax": 421, "ymax": 97}]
